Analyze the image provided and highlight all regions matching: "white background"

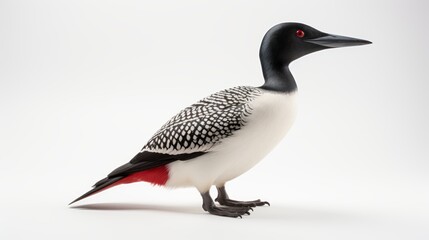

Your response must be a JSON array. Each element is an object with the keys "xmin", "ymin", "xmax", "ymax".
[{"xmin": 1, "ymin": 0, "xmax": 428, "ymax": 239}]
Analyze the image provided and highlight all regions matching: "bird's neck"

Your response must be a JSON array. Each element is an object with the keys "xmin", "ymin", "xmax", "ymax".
[{"xmin": 260, "ymin": 64, "xmax": 297, "ymax": 93}]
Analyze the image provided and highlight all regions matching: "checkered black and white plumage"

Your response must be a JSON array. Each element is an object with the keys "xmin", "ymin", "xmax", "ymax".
[{"xmin": 141, "ymin": 86, "xmax": 262, "ymax": 154}]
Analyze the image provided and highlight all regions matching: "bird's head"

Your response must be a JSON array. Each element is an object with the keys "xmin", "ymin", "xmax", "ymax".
[{"xmin": 260, "ymin": 22, "xmax": 371, "ymax": 79}]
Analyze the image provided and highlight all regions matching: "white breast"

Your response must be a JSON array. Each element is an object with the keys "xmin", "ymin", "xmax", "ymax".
[{"xmin": 166, "ymin": 90, "xmax": 298, "ymax": 192}]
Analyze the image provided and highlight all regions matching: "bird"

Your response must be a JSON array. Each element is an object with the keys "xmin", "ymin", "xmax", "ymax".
[{"xmin": 70, "ymin": 22, "xmax": 371, "ymax": 217}]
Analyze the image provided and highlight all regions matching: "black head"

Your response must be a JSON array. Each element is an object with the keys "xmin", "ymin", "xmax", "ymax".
[{"xmin": 260, "ymin": 22, "xmax": 371, "ymax": 92}]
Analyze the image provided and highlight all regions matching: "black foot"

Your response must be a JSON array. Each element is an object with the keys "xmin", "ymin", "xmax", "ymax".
[
  {"xmin": 206, "ymin": 205, "xmax": 252, "ymax": 218},
  {"xmin": 216, "ymin": 186, "xmax": 270, "ymax": 207},
  {"xmin": 216, "ymin": 198, "xmax": 270, "ymax": 207},
  {"xmin": 201, "ymin": 191, "xmax": 252, "ymax": 218}
]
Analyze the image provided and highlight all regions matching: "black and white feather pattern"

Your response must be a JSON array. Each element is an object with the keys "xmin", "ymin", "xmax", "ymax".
[{"xmin": 142, "ymin": 86, "xmax": 262, "ymax": 154}]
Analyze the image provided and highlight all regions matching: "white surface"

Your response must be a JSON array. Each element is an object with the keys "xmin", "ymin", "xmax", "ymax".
[{"xmin": 1, "ymin": 0, "xmax": 428, "ymax": 239}]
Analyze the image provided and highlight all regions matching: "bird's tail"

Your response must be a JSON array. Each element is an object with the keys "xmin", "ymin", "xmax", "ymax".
[
  {"xmin": 69, "ymin": 176, "xmax": 124, "ymax": 205},
  {"xmin": 69, "ymin": 163, "xmax": 171, "ymax": 205}
]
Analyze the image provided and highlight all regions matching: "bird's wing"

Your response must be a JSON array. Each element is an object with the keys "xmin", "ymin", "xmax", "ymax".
[
  {"xmin": 106, "ymin": 86, "xmax": 262, "ymax": 178},
  {"xmin": 141, "ymin": 86, "xmax": 262, "ymax": 154}
]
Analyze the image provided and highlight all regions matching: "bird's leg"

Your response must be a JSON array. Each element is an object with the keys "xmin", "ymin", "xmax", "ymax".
[
  {"xmin": 201, "ymin": 191, "xmax": 252, "ymax": 218},
  {"xmin": 215, "ymin": 185, "xmax": 270, "ymax": 207}
]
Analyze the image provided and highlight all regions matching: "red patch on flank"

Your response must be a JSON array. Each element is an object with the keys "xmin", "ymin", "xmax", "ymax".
[
  {"xmin": 73, "ymin": 166, "xmax": 170, "ymax": 203},
  {"xmin": 114, "ymin": 165, "xmax": 170, "ymax": 187},
  {"xmin": 82, "ymin": 166, "xmax": 169, "ymax": 201}
]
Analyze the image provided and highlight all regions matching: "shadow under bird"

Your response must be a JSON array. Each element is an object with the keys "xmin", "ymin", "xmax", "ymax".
[{"xmin": 70, "ymin": 22, "xmax": 371, "ymax": 217}]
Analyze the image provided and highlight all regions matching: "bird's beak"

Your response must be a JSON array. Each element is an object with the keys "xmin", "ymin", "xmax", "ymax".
[{"xmin": 305, "ymin": 33, "xmax": 372, "ymax": 48}]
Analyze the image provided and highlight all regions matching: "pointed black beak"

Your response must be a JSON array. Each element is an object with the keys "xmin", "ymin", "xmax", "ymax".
[{"xmin": 305, "ymin": 33, "xmax": 372, "ymax": 48}]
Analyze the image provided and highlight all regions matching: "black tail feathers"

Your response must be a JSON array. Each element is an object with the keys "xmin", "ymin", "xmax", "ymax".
[{"xmin": 69, "ymin": 176, "xmax": 123, "ymax": 205}]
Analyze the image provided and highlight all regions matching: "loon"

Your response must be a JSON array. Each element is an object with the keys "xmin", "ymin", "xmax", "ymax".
[{"xmin": 70, "ymin": 22, "xmax": 371, "ymax": 217}]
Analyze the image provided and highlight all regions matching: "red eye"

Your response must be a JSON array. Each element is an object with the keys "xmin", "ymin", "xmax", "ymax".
[{"xmin": 296, "ymin": 29, "xmax": 305, "ymax": 38}]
